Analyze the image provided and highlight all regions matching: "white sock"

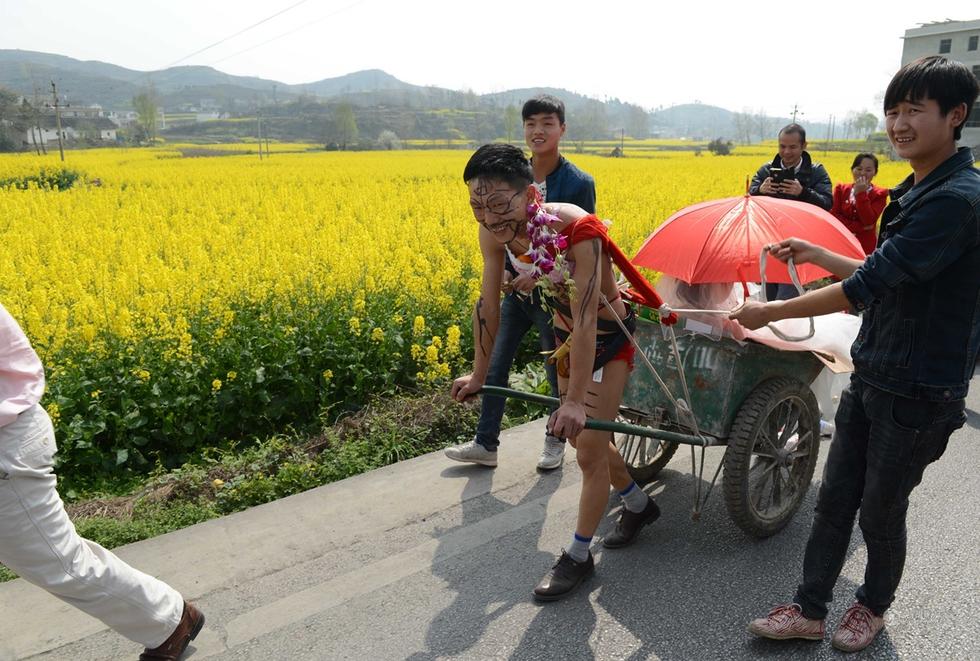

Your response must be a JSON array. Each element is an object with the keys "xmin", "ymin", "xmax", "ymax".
[
  {"xmin": 620, "ymin": 481, "xmax": 648, "ymax": 513},
  {"xmin": 567, "ymin": 533, "xmax": 592, "ymax": 562}
]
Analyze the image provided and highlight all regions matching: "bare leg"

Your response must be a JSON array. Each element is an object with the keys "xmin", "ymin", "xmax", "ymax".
[{"xmin": 558, "ymin": 359, "xmax": 631, "ymax": 538}]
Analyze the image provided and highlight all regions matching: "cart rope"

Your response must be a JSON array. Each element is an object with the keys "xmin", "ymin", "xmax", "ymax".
[
  {"xmin": 600, "ymin": 293, "xmax": 703, "ymax": 440},
  {"xmin": 759, "ymin": 250, "xmax": 815, "ymax": 342}
]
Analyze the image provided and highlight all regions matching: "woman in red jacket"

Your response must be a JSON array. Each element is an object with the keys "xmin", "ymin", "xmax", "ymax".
[{"xmin": 831, "ymin": 152, "xmax": 888, "ymax": 255}]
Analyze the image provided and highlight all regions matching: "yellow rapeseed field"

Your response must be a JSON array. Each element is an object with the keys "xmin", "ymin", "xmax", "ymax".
[{"xmin": 0, "ymin": 145, "xmax": 911, "ymax": 476}]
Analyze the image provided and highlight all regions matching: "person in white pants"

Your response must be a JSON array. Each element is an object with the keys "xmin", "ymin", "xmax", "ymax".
[{"xmin": 0, "ymin": 302, "xmax": 204, "ymax": 660}]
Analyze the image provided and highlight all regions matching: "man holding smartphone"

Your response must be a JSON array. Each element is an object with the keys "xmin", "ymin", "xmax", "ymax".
[
  {"xmin": 750, "ymin": 123, "xmax": 832, "ymax": 209},
  {"xmin": 750, "ymin": 123, "xmax": 833, "ymax": 300}
]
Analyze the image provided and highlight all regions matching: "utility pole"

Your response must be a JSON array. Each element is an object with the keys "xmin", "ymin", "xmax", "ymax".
[
  {"xmin": 826, "ymin": 115, "xmax": 836, "ymax": 155},
  {"xmin": 257, "ymin": 114, "xmax": 263, "ymax": 160},
  {"xmin": 620, "ymin": 127, "xmax": 625, "ymax": 155},
  {"xmin": 29, "ymin": 124, "xmax": 40, "ymax": 155},
  {"xmin": 50, "ymin": 81, "xmax": 65, "ymax": 162},
  {"xmin": 35, "ymin": 93, "xmax": 47, "ymax": 155},
  {"xmin": 790, "ymin": 104, "xmax": 802, "ymax": 124},
  {"xmin": 26, "ymin": 97, "xmax": 41, "ymax": 155}
]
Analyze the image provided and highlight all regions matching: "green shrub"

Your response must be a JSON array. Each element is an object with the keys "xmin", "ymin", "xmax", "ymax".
[
  {"xmin": 45, "ymin": 292, "xmax": 470, "ymax": 491},
  {"xmin": 0, "ymin": 167, "xmax": 82, "ymax": 190}
]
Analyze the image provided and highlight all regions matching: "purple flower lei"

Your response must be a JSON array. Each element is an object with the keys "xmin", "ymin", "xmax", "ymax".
[{"xmin": 526, "ymin": 201, "xmax": 571, "ymax": 284}]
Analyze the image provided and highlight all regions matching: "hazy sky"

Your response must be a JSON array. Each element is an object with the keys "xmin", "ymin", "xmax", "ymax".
[{"xmin": 2, "ymin": 0, "xmax": 977, "ymax": 120}]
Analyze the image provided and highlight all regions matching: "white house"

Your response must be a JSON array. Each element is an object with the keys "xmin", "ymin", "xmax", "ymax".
[
  {"xmin": 20, "ymin": 116, "xmax": 118, "ymax": 147},
  {"xmin": 902, "ymin": 18, "xmax": 980, "ymax": 148}
]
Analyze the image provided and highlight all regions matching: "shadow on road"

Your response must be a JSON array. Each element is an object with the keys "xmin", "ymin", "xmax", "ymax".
[
  {"xmin": 604, "ymin": 470, "xmax": 896, "ymax": 659},
  {"xmin": 406, "ymin": 435, "xmax": 908, "ymax": 660},
  {"xmin": 510, "ymin": 449, "xmax": 899, "ymax": 660},
  {"xmin": 964, "ymin": 407, "xmax": 980, "ymax": 430},
  {"xmin": 406, "ymin": 464, "xmax": 563, "ymax": 660}
]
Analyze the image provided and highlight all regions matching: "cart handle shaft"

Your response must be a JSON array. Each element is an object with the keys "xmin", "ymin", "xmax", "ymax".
[{"xmin": 476, "ymin": 385, "xmax": 711, "ymax": 447}]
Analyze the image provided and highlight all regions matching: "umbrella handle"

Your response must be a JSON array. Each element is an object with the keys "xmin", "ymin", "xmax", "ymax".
[{"xmin": 759, "ymin": 248, "xmax": 816, "ymax": 342}]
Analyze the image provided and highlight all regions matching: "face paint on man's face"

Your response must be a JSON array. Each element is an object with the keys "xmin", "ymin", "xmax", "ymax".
[{"xmin": 468, "ymin": 178, "xmax": 527, "ymax": 243}]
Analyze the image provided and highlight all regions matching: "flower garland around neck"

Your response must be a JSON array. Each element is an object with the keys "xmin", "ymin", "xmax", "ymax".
[
  {"xmin": 527, "ymin": 201, "xmax": 571, "ymax": 283},
  {"xmin": 525, "ymin": 201, "xmax": 574, "ymax": 294}
]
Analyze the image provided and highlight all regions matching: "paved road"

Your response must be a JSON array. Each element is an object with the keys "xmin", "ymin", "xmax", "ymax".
[{"xmin": 3, "ymin": 378, "xmax": 980, "ymax": 660}]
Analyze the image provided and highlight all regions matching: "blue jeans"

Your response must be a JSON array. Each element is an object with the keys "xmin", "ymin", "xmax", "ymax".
[
  {"xmin": 794, "ymin": 376, "xmax": 966, "ymax": 619},
  {"xmin": 475, "ymin": 292, "xmax": 560, "ymax": 451}
]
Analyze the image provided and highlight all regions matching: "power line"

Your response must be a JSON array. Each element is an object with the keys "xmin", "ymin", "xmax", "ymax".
[
  {"xmin": 210, "ymin": 0, "xmax": 368, "ymax": 66},
  {"xmin": 163, "ymin": 0, "xmax": 312, "ymax": 68}
]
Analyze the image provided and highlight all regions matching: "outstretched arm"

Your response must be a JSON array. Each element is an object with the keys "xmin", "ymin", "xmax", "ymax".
[
  {"xmin": 730, "ymin": 282, "xmax": 850, "ymax": 330},
  {"xmin": 768, "ymin": 238, "xmax": 865, "ymax": 280},
  {"xmin": 451, "ymin": 228, "xmax": 504, "ymax": 401}
]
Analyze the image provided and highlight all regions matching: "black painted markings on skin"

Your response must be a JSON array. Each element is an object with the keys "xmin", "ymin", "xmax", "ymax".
[
  {"xmin": 470, "ymin": 178, "xmax": 525, "ymax": 243},
  {"xmin": 575, "ymin": 239, "xmax": 601, "ymax": 329},
  {"xmin": 474, "ymin": 296, "xmax": 495, "ymax": 358}
]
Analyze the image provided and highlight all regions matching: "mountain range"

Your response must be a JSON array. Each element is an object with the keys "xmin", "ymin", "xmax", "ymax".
[{"xmin": 0, "ymin": 49, "xmax": 839, "ymax": 141}]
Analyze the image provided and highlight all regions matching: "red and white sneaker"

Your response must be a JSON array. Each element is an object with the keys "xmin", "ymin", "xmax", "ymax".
[
  {"xmin": 748, "ymin": 603, "xmax": 825, "ymax": 641},
  {"xmin": 831, "ymin": 602, "xmax": 884, "ymax": 652}
]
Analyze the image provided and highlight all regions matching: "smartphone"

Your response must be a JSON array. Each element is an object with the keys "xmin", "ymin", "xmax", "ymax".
[{"xmin": 770, "ymin": 168, "xmax": 796, "ymax": 184}]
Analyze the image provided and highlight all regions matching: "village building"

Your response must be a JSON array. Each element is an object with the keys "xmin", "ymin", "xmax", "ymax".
[{"xmin": 902, "ymin": 18, "xmax": 980, "ymax": 148}]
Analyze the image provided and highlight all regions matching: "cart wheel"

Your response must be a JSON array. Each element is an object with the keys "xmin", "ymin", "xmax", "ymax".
[
  {"xmin": 616, "ymin": 412, "xmax": 680, "ymax": 485},
  {"xmin": 723, "ymin": 377, "xmax": 820, "ymax": 538}
]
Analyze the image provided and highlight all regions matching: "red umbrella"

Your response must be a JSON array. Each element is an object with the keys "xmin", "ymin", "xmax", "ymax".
[{"xmin": 632, "ymin": 194, "xmax": 865, "ymax": 284}]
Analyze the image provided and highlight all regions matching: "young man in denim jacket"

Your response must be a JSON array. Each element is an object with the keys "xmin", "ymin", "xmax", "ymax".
[
  {"xmin": 732, "ymin": 56, "xmax": 980, "ymax": 653},
  {"xmin": 445, "ymin": 94, "xmax": 596, "ymax": 471}
]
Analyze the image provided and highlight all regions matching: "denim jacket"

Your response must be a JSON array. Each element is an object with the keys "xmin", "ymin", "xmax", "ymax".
[
  {"xmin": 842, "ymin": 147, "xmax": 980, "ymax": 401},
  {"xmin": 544, "ymin": 155, "xmax": 596, "ymax": 214}
]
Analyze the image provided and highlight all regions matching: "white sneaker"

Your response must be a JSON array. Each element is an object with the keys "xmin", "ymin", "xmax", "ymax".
[
  {"xmin": 537, "ymin": 437, "xmax": 565, "ymax": 471},
  {"xmin": 444, "ymin": 440, "xmax": 498, "ymax": 467}
]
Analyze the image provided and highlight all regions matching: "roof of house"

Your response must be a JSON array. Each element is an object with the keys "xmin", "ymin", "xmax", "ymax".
[{"xmin": 37, "ymin": 116, "xmax": 118, "ymax": 130}]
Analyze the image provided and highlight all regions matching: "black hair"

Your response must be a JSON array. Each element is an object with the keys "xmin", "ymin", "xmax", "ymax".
[
  {"xmin": 884, "ymin": 56, "xmax": 980, "ymax": 141},
  {"xmin": 851, "ymin": 152, "xmax": 879, "ymax": 172},
  {"xmin": 463, "ymin": 143, "xmax": 533, "ymax": 188},
  {"xmin": 521, "ymin": 94, "xmax": 565, "ymax": 124},
  {"xmin": 778, "ymin": 123, "xmax": 806, "ymax": 143}
]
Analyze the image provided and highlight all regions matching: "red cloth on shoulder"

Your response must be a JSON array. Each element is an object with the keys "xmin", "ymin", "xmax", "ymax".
[{"xmin": 560, "ymin": 215, "xmax": 677, "ymax": 325}]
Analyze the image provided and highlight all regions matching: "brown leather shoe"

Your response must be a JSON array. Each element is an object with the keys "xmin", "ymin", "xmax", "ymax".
[
  {"xmin": 602, "ymin": 495, "xmax": 660, "ymax": 548},
  {"xmin": 140, "ymin": 601, "xmax": 205, "ymax": 660},
  {"xmin": 533, "ymin": 550, "xmax": 594, "ymax": 601}
]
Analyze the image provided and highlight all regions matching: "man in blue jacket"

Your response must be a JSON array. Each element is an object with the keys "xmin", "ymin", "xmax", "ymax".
[
  {"xmin": 750, "ymin": 123, "xmax": 834, "ymax": 300},
  {"xmin": 749, "ymin": 123, "xmax": 832, "ymax": 210},
  {"xmin": 733, "ymin": 56, "xmax": 980, "ymax": 653},
  {"xmin": 445, "ymin": 94, "xmax": 596, "ymax": 471}
]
